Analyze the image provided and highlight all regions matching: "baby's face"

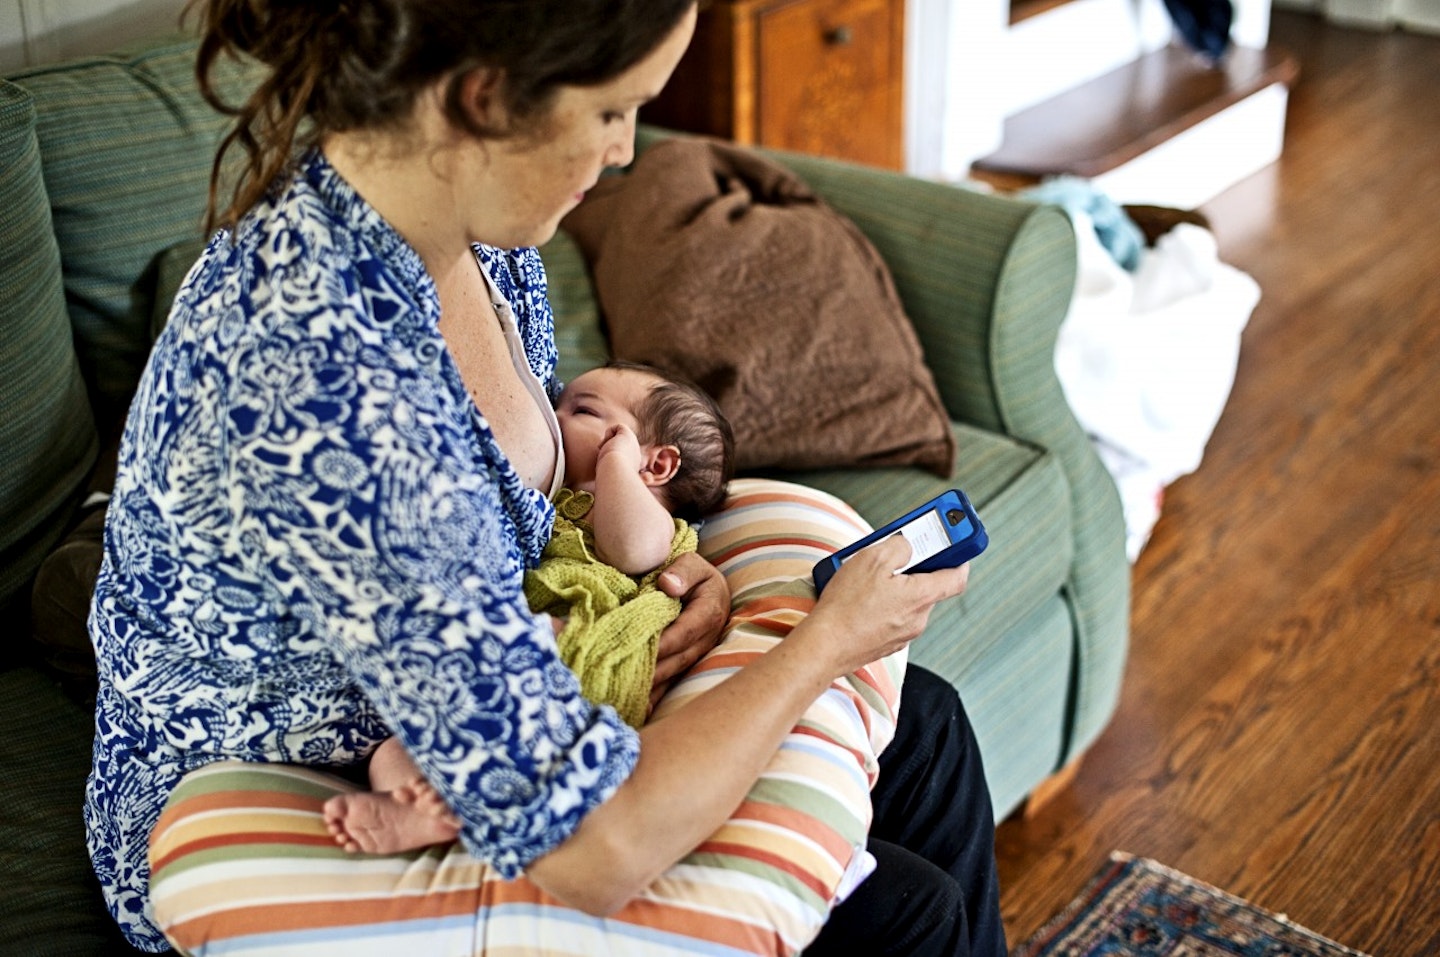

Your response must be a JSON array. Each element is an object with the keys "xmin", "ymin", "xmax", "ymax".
[{"xmin": 555, "ymin": 367, "xmax": 659, "ymax": 489}]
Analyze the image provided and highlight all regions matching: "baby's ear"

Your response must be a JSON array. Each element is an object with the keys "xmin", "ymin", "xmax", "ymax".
[{"xmin": 641, "ymin": 445, "xmax": 681, "ymax": 487}]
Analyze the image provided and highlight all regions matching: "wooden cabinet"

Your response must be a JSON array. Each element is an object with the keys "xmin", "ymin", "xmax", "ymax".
[{"xmin": 644, "ymin": 0, "xmax": 906, "ymax": 170}]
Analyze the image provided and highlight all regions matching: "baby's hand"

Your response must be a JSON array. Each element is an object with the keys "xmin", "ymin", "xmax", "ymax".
[{"xmin": 596, "ymin": 423, "xmax": 644, "ymax": 471}]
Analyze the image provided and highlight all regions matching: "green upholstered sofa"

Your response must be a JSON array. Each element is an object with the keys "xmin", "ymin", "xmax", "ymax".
[{"xmin": 0, "ymin": 34, "xmax": 1129, "ymax": 955}]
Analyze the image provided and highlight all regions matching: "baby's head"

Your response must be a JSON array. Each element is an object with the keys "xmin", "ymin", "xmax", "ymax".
[{"xmin": 558, "ymin": 361, "xmax": 734, "ymax": 520}]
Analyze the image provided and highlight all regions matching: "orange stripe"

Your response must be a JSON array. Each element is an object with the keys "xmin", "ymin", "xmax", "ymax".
[
  {"xmin": 788, "ymin": 723, "xmax": 867, "ymax": 762},
  {"xmin": 485, "ymin": 885, "xmax": 790, "ymax": 953},
  {"xmin": 742, "ymin": 615, "xmax": 800, "ymax": 635},
  {"xmin": 695, "ymin": 841, "xmax": 832, "ymax": 900},
  {"xmin": 152, "ymin": 830, "xmax": 339, "ymax": 874},
  {"xmin": 442, "ymin": 880, "xmax": 786, "ymax": 952},
  {"xmin": 481, "ymin": 882, "xmax": 790, "ymax": 952},
  {"xmin": 618, "ymin": 895, "xmax": 782, "ymax": 951},
  {"xmin": 709, "ymin": 535, "xmax": 835, "ymax": 565},
  {"xmin": 164, "ymin": 886, "xmax": 485, "ymax": 950},
  {"xmin": 688, "ymin": 650, "xmax": 764, "ymax": 675},
  {"xmin": 724, "ymin": 490, "xmax": 857, "ymax": 524},
  {"xmin": 727, "ymin": 800, "xmax": 852, "ymax": 859}
]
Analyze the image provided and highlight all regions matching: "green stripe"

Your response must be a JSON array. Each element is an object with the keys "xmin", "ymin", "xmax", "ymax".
[
  {"xmin": 169, "ymin": 763, "xmax": 347, "ymax": 803},
  {"xmin": 727, "ymin": 578, "xmax": 816, "ymax": 609},
  {"xmin": 680, "ymin": 851, "xmax": 828, "ymax": 913},
  {"xmin": 745, "ymin": 778, "xmax": 865, "ymax": 845},
  {"xmin": 152, "ymin": 838, "xmax": 362, "ymax": 883}
]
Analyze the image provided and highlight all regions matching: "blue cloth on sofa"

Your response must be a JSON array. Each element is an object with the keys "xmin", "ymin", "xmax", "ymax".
[{"xmin": 1022, "ymin": 176, "xmax": 1147, "ymax": 272}]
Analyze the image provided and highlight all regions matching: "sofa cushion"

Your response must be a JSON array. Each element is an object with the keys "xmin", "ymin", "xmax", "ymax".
[
  {"xmin": 0, "ymin": 79, "xmax": 97, "ymax": 625},
  {"xmin": 561, "ymin": 137, "xmax": 955, "ymax": 477},
  {"xmin": 10, "ymin": 36, "xmax": 261, "ymax": 429},
  {"xmin": 540, "ymin": 229, "xmax": 611, "ymax": 385},
  {"xmin": 0, "ymin": 666, "xmax": 158, "ymax": 953},
  {"xmin": 777, "ymin": 420, "xmax": 1072, "ymax": 668}
]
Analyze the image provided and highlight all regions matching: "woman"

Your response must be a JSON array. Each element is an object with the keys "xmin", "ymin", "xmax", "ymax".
[{"xmin": 85, "ymin": 1, "xmax": 1004, "ymax": 954}]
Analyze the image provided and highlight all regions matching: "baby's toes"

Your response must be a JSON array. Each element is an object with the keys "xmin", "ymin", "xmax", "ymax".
[
  {"xmin": 321, "ymin": 796, "xmax": 356, "ymax": 848},
  {"xmin": 322, "ymin": 795, "xmax": 349, "ymax": 829}
]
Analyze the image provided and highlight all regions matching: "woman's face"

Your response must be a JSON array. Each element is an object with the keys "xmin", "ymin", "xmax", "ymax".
[{"xmin": 472, "ymin": 6, "xmax": 697, "ymax": 249}]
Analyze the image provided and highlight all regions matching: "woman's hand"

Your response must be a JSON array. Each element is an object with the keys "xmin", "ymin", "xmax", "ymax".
[
  {"xmin": 649, "ymin": 552, "xmax": 729, "ymax": 708},
  {"xmin": 800, "ymin": 534, "xmax": 971, "ymax": 677}
]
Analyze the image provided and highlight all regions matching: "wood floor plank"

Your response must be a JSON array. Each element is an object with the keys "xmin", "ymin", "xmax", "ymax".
[{"xmin": 995, "ymin": 11, "xmax": 1440, "ymax": 956}]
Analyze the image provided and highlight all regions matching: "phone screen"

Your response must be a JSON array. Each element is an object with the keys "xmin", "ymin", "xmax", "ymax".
[
  {"xmin": 842, "ymin": 508, "xmax": 953, "ymax": 573},
  {"xmin": 894, "ymin": 509, "xmax": 951, "ymax": 571}
]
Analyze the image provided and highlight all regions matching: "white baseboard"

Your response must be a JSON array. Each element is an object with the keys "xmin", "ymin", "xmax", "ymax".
[{"xmin": 1089, "ymin": 82, "xmax": 1290, "ymax": 209}]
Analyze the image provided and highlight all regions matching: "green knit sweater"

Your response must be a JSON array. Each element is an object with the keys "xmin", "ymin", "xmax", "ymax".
[{"xmin": 524, "ymin": 488, "xmax": 698, "ymax": 728}]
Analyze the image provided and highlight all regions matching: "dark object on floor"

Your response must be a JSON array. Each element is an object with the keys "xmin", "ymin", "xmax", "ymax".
[
  {"xmin": 1122, "ymin": 204, "xmax": 1212, "ymax": 246},
  {"xmin": 1164, "ymin": 0, "xmax": 1234, "ymax": 62},
  {"xmin": 1012, "ymin": 852, "xmax": 1371, "ymax": 956}
]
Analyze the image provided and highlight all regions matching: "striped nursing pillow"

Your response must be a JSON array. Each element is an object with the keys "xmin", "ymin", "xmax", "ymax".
[{"xmin": 150, "ymin": 479, "xmax": 902, "ymax": 955}]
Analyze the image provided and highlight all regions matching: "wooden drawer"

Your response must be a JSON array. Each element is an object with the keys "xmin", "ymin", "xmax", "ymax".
[{"xmin": 644, "ymin": 0, "xmax": 905, "ymax": 169}]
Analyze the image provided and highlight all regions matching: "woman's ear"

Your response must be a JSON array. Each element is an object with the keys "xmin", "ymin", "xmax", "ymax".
[
  {"xmin": 455, "ymin": 66, "xmax": 509, "ymax": 130},
  {"xmin": 641, "ymin": 445, "xmax": 681, "ymax": 487}
]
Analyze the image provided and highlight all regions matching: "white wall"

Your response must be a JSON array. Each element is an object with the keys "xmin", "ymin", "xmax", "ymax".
[
  {"xmin": 905, "ymin": 0, "xmax": 1011, "ymax": 181},
  {"xmin": 1275, "ymin": 0, "xmax": 1440, "ymax": 31},
  {"xmin": 908, "ymin": 0, "xmax": 1276, "ymax": 180},
  {"xmin": 1, "ymin": 0, "xmax": 188, "ymax": 73}
]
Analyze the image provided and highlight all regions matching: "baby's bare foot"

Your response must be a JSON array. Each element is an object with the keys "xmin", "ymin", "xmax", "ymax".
[{"xmin": 322, "ymin": 784, "xmax": 460, "ymax": 855}]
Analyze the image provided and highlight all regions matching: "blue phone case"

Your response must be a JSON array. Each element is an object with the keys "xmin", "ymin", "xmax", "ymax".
[{"xmin": 812, "ymin": 489, "xmax": 988, "ymax": 594}]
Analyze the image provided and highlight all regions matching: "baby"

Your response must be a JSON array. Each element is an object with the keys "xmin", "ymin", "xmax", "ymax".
[{"xmin": 323, "ymin": 360, "xmax": 734, "ymax": 855}]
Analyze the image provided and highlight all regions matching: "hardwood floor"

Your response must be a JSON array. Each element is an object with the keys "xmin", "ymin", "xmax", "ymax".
[{"xmin": 994, "ymin": 11, "xmax": 1440, "ymax": 955}]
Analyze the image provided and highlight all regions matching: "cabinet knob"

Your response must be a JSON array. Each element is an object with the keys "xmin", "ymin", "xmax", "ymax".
[{"xmin": 824, "ymin": 25, "xmax": 854, "ymax": 46}]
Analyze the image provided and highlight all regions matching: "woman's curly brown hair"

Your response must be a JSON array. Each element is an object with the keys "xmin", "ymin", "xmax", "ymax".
[{"xmin": 186, "ymin": 0, "xmax": 695, "ymax": 232}]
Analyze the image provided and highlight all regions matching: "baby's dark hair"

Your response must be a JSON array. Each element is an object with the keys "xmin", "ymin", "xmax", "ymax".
[
  {"xmin": 607, "ymin": 360, "xmax": 734, "ymax": 520},
  {"xmin": 186, "ymin": 0, "xmax": 695, "ymax": 231}
]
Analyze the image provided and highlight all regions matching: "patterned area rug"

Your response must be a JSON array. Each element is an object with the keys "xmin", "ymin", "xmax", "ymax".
[{"xmin": 1012, "ymin": 852, "xmax": 1371, "ymax": 956}]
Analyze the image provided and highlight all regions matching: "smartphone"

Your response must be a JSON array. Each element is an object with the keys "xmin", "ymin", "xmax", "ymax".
[{"xmin": 812, "ymin": 489, "xmax": 988, "ymax": 595}]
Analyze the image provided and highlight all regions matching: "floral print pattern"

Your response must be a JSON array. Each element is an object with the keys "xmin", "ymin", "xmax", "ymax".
[{"xmin": 85, "ymin": 150, "xmax": 639, "ymax": 951}]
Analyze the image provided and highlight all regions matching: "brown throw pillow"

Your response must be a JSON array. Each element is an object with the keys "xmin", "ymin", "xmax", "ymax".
[{"xmin": 561, "ymin": 137, "xmax": 954, "ymax": 476}]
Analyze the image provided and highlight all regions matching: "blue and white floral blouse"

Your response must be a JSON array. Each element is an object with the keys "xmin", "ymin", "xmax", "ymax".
[{"xmin": 84, "ymin": 150, "xmax": 641, "ymax": 951}]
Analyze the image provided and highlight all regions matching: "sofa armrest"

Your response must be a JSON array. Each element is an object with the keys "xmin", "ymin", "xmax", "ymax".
[
  {"xmin": 776, "ymin": 153, "xmax": 1130, "ymax": 763},
  {"xmin": 633, "ymin": 129, "xmax": 1130, "ymax": 765},
  {"xmin": 752, "ymin": 155, "xmax": 1073, "ymax": 428}
]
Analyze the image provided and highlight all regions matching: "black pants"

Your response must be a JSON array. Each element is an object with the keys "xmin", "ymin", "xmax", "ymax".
[{"xmin": 803, "ymin": 666, "xmax": 1007, "ymax": 957}]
